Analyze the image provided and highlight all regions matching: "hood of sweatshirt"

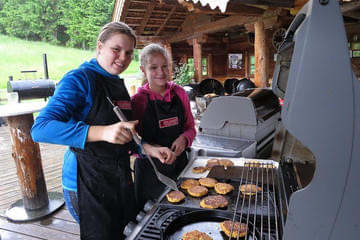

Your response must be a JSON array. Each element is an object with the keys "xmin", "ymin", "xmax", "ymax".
[{"xmin": 79, "ymin": 58, "xmax": 121, "ymax": 80}]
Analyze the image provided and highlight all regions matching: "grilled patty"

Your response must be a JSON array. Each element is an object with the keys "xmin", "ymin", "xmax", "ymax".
[
  {"xmin": 187, "ymin": 185, "xmax": 208, "ymax": 197},
  {"xmin": 214, "ymin": 182, "xmax": 234, "ymax": 195},
  {"xmin": 218, "ymin": 159, "xmax": 234, "ymax": 167},
  {"xmin": 200, "ymin": 195, "xmax": 228, "ymax": 209},
  {"xmin": 192, "ymin": 166, "xmax": 208, "ymax": 174},
  {"xmin": 166, "ymin": 190, "xmax": 186, "ymax": 203},
  {"xmin": 220, "ymin": 220, "xmax": 247, "ymax": 238},
  {"xmin": 205, "ymin": 158, "xmax": 221, "ymax": 170},
  {"xmin": 199, "ymin": 177, "xmax": 218, "ymax": 188},
  {"xmin": 182, "ymin": 230, "xmax": 213, "ymax": 240},
  {"xmin": 180, "ymin": 179, "xmax": 200, "ymax": 190},
  {"xmin": 240, "ymin": 184, "xmax": 262, "ymax": 196}
]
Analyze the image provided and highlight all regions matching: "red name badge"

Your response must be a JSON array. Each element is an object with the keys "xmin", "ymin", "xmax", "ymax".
[
  {"xmin": 159, "ymin": 117, "xmax": 179, "ymax": 128},
  {"xmin": 114, "ymin": 100, "xmax": 132, "ymax": 110}
]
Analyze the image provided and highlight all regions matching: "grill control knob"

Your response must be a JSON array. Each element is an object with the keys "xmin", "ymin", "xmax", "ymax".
[
  {"xmin": 123, "ymin": 221, "xmax": 137, "ymax": 237},
  {"xmin": 143, "ymin": 200, "xmax": 155, "ymax": 212},
  {"xmin": 136, "ymin": 211, "xmax": 146, "ymax": 222}
]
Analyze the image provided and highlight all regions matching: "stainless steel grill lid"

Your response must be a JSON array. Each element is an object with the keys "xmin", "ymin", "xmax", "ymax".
[{"xmin": 272, "ymin": 0, "xmax": 360, "ymax": 239}]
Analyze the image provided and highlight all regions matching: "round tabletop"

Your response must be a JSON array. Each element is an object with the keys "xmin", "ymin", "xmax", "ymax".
[{"xmin": 0, "ymin": 101, "xmax": 47, "ymax": 118}]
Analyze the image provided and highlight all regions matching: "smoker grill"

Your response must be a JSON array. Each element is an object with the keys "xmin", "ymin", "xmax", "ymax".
[
  {"xmin": 125, "ymin": 0, "xmax": 360, "ymax": 239},
  {"xmin": 7, "ymin": 54, "xmax": 55, "ymax": 102},
  {"xmin": 191, "ymin": 88, "xmax": 280, "ymax": 159}
]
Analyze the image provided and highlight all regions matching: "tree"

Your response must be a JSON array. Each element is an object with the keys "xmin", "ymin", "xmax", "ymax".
[
  {"xmin": 0, "ymin": 0, "xmax": 62, "ymax": 42},
  {"xmin": 59, "ymin": 0, "xmax": 114, "ymax": 49},
  {"xmin": 0, "ymin": 0, "xmax": 114, "ymax": 49},
  {"xmin": 173, "ymin": 63, "xmax": 193, "ymax": 86}
]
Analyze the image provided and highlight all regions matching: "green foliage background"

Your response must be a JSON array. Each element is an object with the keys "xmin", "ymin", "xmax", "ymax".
[
  {"xmin": 172, "ymin": 63, "xmax": 192, "ymax": 86},
  {"xmin": 0, "ymin": 0, "xmax": 114, "ymax": 49},
  {"xmin": 0, "ymin": 34, "xmax": 140, "ymax": 90}
]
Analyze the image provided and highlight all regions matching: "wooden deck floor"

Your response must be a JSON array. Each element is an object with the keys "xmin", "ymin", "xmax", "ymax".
[{"xmin": 0, "ymin": 125, "xmax": 80, "ymax": 239}]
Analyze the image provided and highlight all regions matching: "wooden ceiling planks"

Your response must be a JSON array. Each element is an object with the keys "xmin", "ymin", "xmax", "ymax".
[
  {"xmin": 113, "ymin": 0, "xmax": 360, "ymax": 48},
  {"xmin": 155, "ymin": 5, "xmax": 177, "ymax": 35}
]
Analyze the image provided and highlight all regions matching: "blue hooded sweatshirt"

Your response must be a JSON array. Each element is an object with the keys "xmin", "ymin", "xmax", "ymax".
[{"xmin": 31, "ymin": 58, "xmax": 125, "ymax": 191}]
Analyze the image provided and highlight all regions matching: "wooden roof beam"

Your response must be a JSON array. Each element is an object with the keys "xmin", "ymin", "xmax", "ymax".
[
  {"xmin": 181, "ymin": 0, "xmax": 294, "ymax": 8},
  {"xmin": 136, "ymin": 0, "xmax": 157, "ymax": 35},
  {"xmin": 168, "ymin": 15, "xmax": 259, "ymax": 42},
  {"xmin": 180, "ymin": 1, "xmax": 265, "ymax": 15},
  {"xmin": 112, "ymin": 0, "xmax": 131, "ymax": 22},
  {"xmin": 137, "ymin": 35, "xmax": 167, "ymax": 47},
  {"xmin": 244, "ymin": 15, "xmax": 279, "ymax": 32},
  {"xmin": 341, "ymin": 1, "xmax": 360, "ymax": 20},
  {"xmin": 156, "ymin": 5, "xmax": 177, "ymax": 36},
  {"xmin": 341, "ymin": 1, "xmax": 360, "ymax": 13},
  {"xmin": 186, "ymin": 33, "xmax": 208, "ymax": 45}
]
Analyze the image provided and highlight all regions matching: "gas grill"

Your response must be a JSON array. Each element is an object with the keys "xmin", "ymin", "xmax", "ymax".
[
  {"xmin": 191, "ymin": 88, "xmax": 280, "ymax": 159},
  {"xmin": 125, "ymin": 0, "xmax": 360, "ymax": 239},
  {"xmin": 125, "ymin": 159, "xmax": 286, "ymax": 240}
]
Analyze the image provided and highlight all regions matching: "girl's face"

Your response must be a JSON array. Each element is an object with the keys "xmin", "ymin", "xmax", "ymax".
[
  {"xmin": 97, "ymin": 33, "xmax": 134, "ymax": 75},
  {"xmin": 141, "ymin": 52, "xmax": 169, "ymax": 90}
]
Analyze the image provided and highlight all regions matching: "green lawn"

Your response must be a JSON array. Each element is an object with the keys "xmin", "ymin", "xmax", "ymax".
[{"xmin": 0, "ymin": 34, "xmax": 141, "ymax": 90}]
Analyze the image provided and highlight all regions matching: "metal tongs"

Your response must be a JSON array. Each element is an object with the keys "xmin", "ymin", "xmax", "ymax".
[{"xmin": 106, "ymin": 97, "xmax": 178, "ymax": 191}]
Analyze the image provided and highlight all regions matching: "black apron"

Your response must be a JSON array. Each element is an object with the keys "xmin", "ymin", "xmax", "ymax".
[
  {"xmin": 71, "ymin": 70, "xmax": 136, "ymax": 240},
  {"xmin": 134, "ymin": 93, "xmax": 188, "ymax": 210}
]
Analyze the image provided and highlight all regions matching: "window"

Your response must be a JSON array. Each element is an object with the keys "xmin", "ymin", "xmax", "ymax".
[
  {"xmin": 187, "ymin": 57, "xmax": 207, "ymax": 76},
  {"xmin": 202, "ymin": 58, "xmax": 207, "ymax": 75},
  {"xmin": 353, "ymin": 51, "xmax": 360, "ymax": 58},
  {"xmin": 351, "ymin": 42, "xmax": 360, "ymax": 58},
  {"xmin": 250, "ymin": 55, "xmax": 255, "ymax": 75},
  {"xmin": 187, "ymin": 58, "xmax": 194, "ymax": 78}
]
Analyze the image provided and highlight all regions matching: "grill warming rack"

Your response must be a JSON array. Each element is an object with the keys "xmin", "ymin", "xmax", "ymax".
[{"xmin": 226, "ymin": 162, "xmax": 283, "ymax": 240}]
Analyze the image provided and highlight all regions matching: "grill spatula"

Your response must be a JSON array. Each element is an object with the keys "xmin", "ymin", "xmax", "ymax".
[{"xmin": 106, "ymin": 97, "xmax": 178, "ymax": 191}]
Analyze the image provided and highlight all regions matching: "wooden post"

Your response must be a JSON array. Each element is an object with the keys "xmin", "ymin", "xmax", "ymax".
[
  {"xmin": 244, "ymin": 50, "xmax": 250, "ymax": 78},
  {"xmin": 254, "ymin": 21, "xmax": 269, "ymax": 87},
  {"xmin": 193, "ymin": 38, "xmax": 202, "ymax": 83},
  {"xmin": 163, "ymin": 42, "xmax": 173, "ymax": 79},
  {"xmin": 1, "ymin": 102, "xmax": 64, "ymax": 222},
  {"xmin": 207, "ymin": 54, "xmax": 213, "ymax": 78},
  {"xmin": 8, "ymin": 114, "xmax": 49, "ymax": 210}
]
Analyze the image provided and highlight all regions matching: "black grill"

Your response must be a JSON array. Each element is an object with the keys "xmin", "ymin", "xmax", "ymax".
[{"xmin": 7, "ymin": 53, "xmax": 55, "ymax": 102}]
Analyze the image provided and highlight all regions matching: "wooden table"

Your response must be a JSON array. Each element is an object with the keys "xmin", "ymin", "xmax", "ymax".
[{"xmin": 0, "ymin": 101, "xmax": 64, "ymax": 222}]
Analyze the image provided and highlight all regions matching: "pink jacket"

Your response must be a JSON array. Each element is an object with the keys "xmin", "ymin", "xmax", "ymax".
[{"xmin": 131, "ymin": 82, "xmax": 196, "ymax": 147}]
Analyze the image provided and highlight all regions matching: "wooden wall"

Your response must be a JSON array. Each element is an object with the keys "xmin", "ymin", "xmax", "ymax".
[
  {"xmin": 171, "ymin": 29, "xmax": 279, "ymax": 85},
  {"xmin": 351, "ymin": 58, "xmax": 360, "ymax": 78}
]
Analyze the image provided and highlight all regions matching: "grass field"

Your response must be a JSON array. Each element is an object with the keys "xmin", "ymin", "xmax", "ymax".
[
  {"xmin": 0, "ymin": 34, "xmax": 141, "ymax": 90},
  {"xmin": 0, "ymin": 34, "xmax": 142, "ymax": 104}
]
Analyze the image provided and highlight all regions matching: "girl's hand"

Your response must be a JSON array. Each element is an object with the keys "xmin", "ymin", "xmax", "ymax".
[
  {"xmin": 143, "ymin": 143, "xmax": 176, "ymax": 165},
  {"xmin": 87, "ymin": 120, "xmax": 139, "ymax": 144},
  {"xmin": 171, "ymin": 135, "xmax": 187, "ymax": 157}
]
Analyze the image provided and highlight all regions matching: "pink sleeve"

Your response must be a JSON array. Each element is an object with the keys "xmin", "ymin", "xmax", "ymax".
[
  {"xmin": 131, "ymin": 93, "xmax": 147, "ymax": 134},
  {"xmin": 174, "ymin": 86, "xmax": 196, "ymax": 147}
]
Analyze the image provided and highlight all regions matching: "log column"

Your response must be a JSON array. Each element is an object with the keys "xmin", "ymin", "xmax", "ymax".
[
  {"xmin": 192, "ymin": 38, "xmax": 202, "ymax": 83},
  {"xmin": 8, "ymin": 114, "xmax": 49, "ymax": 210},
  {"xmin": 163, "ymin": 42, "xmax": 173, "ymax": 78},
  {"xmin": 0, "ymin": 102, "xmax": 64, "ymax": 222},
  {"xmin": 254, "ymin": 21, "xmax": 269, "ymax": 87}
]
